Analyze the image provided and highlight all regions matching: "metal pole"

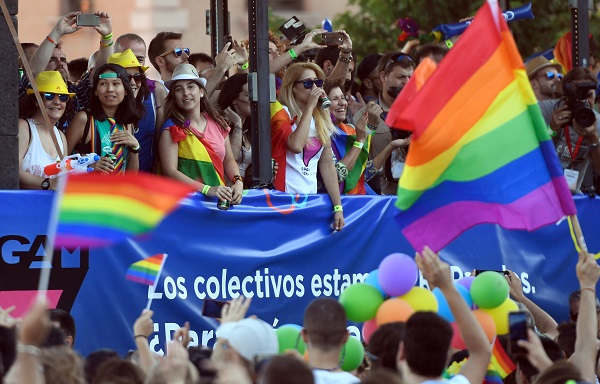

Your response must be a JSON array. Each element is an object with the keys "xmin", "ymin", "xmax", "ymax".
[
  {"xmin": 210, "ymin": 0, "xmax": 230, "ymax": 58},
  {"xmin": 248, "ymin": 0, "xmax": 274, "ymax": 188},
  {"xmin": 0, "ymin": 0, "xmax": 18, "ymax": 189},
  {"xmin": 569, "ymin": 0, "xmax": 593, "ymax": 68}
]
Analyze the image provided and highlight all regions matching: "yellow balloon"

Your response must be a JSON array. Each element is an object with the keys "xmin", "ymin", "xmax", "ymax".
[
  {"xmin": 399, "ymin": 286, "xmax": 438, "ymax": 312},
  {"xmin": 481, "ymin": 298, "xmax": 518, "ymax": 335}
]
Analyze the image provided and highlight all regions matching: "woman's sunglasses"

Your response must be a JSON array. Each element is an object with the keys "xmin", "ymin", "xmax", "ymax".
[
  {"xmin": 128, "ymin": 73, "xmax": 146, "ymax": 83},
  {"xmin": 159, "ymin": 47, "xmax": 190, "ymax": 58},
  {"xmin": 295, "ymin": 78, "xmax": 324, "ymax": 89},
  {"xmin": 43, "ymin": 93, "xmax": 69, "ymax": 102}
]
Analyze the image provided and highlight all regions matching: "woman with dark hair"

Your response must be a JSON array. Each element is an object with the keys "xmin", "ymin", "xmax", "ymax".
[
  {"xmin": 18, "ymin": 71, "xmax": 73, "ymax": 190},
  {"xmin": 159, "ymin": 63, "xmax": 244, "ymax": 206},
  {"xmin": 66, "ymin": 63, "xmax": 145, "ymax": 174},
  {"xmin": 217, "ymin": 74, "xmax": 252, "ymax": 185}
]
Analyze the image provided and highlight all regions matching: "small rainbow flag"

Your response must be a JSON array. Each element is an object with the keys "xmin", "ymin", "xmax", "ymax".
[
  {"xmin": 490, "ymin": 337, "xmax": 515, "ymax": 378},
  {"xmin": 54, "ymin": 173, "xmax": 196, "ymax": 248},
  {"xmin": 126, "ymin": 253, "xmax": 166, "ymax": 286},
  {"xmin": 385, "ymin": 0, "xmax": 576, "ymax": 252}
]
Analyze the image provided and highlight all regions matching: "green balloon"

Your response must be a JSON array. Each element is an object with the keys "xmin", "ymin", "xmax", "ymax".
[
  {"xmin": 470, "ymin": 271, "xmax": 509, "ymax": 309},
  {"xmin": 340, "ymin": 335, "xmax": 365, "ymax": 372},
  {"xmin": 275, "ymin": 326, "xmax": 306, "ymax": 354},
  {"xmin": 339, "ymin": 283, "xmax": 384, "ymax": 322}
]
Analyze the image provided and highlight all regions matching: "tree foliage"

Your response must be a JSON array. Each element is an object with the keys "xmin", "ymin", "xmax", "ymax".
[{"xmin": 334, "ymin": 0, "xmax": 600, "ymax": 62}]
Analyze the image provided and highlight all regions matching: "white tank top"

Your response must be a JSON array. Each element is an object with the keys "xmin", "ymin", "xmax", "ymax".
[
  {"xmin": 21, "ymin": 119, "xmax": 65, "ymax": 178},
  {"xmin": 238, "ymin": 145, "xmax": 252, "ymax": 177}
]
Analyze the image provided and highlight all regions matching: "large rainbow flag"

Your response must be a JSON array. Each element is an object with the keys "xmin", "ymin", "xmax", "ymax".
[
  {"xmin": 331, "ymin": 123, "xmax": 370, "ymax": 194},
  {"xmin": 126, "ymin": 253, "xmax": 166, "ymax": 286},
  {"xmin": 54, "ymin": 173, "xmax": 196, "ymax": 247},
  {"xmin": 385, "ymin": 0, "xmax": 576, "ymax": 252},
  {"xmin": 270, "ymin": 101, "xmax": 294, "ymax": 192}
]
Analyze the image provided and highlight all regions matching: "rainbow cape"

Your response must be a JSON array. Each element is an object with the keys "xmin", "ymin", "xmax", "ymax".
[
  {"xmin": 270, "ymin": 101, "xmax": 293, "ymax": 192},
  {"xmin": 126, "ymin": 253, "xmax": 166, "ymax": 286},
  {"xmin": 385, "ymin": 0, "xmax": 576, "ymax": 252},
  {"xmin": 331, "ymin": 123, "xmax": 370, "ymax": 194},
  {"xmin": 164, "ymin": 119, "xmax": 225, "ymax": 187},
  {"xmin": 54, "ymin": 173, "xmax": 195, "ymax": 247}
]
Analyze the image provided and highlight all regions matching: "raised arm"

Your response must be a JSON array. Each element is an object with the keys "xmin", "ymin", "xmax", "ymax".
[
  {"xmin": 133, "ymin": 309, "xmax": 157, "ymax": 375},
  {"xmin": 569, "ymin": 250, "xmax": 600, "ymax": 383},
  {"xmin": 205, "ymin": 43, "xmax": 236, "ymax": 98},
  {"xmin": 326, "ymin": 31, "xmax": 352, "ymax": 83},
  {"xmin": 92, "ymin": 11, "xmax": 114, "ymax": 72},
  {"xmin": 506, "ymin": 270, "xmax": 559, "ymax": 339},
  {"xmin": 269, "ymin": 30, "xmax": 325, "ymax": 75},
  {"xmin": 417, "ymin": 247, "xmax": 492, "ymax": 384},
  {"xmin": 286, "ymin": 88, "xmax": 324, "ymax": 153}
]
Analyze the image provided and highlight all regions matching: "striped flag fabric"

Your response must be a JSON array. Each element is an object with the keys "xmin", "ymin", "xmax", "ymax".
[
  {"xmin": 270, "ymin": 101, "xmax": 293, "ymax": 192},
  {"xmin": 385, "ymin": 0, "xmax": 576, "ymax": 252},
  {"xmin": 490, "ymin": 337, "xmax": 516, "ymax": 378},
  {"xmin": 54, "ymin": 173, "xmax": 196, "ymax": 248},
  {"xmin": 126, "ymin": 253, "xmax": 166, "ymax": 286}
]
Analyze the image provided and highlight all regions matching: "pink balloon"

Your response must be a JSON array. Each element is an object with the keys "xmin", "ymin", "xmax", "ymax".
[{"xmin": 362, "ymin": 319, "xmax": 378, "ymax": 344}]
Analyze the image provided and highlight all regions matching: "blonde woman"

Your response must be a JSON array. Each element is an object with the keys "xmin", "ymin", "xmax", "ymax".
[{"xmin": 272, "ymin": 62, "xmax": 344, "ymax": 231}]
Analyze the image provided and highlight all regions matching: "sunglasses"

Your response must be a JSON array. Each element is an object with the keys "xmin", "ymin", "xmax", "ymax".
[
  {"xmin": 159, "ymin": 47, "xmax": 190, "ymax": 58},
  {"xmin": 128, "ymin": 73, "xmax": 145, "ymax": 83},
  {"xmin": 295, "ymin": 78, "xmax": 324, "ymax": 89},
  {"xmin": 540, "ymin": 71, "xmax": 563, "ymax": 80},
  {"xmin": 43, "ymin": 93, "xmax": 69, "ymax": 102},
  {"xmin": 384, "ymin": 53, "xmax": 414, "ymax": 71}
]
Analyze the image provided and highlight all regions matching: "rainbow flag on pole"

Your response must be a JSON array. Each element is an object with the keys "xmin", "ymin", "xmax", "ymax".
[
  {"xmin": 385, "ymin": 0, "xmax": 576, "ymax": 252},
  {"xmin": 54, "ymin": 173, "xmax": 195, "ymax": 248},
  {"xmin": 126, "ymin": 253, "xmax": 166, "ymax": 286}
]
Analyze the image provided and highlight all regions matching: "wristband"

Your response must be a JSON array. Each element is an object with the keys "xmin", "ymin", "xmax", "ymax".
[
  {"xmin": 366, "ymin": 123, "xmax": 378, "ymax": 134},
  {"xmin": 338, "ymin": 52, "xmax": 353, "ymax": 63},
  {"xmin": 233, "ymin": 175, "xmax": 243, "ymax": 184},
  {"xmin": 240, "ymin": 62, "xmax": 249, "ymax": 70},
  {"xmin": 590, "ymin": 139, "xmax": 600, "ymax": 149},
  {"xmin": 17, "ymin": 344, "xmax": 41, "ymax": 356},
  {"xmin": 134, "ymin": 334, "xmax": 148, "ymax": 339},
  {"xmin": 101, "ymin": 32, "xmax": 114, "ymax": 40},
  {"xmin": 201, "ymin": 185, "xmax": 211, "ymax": 195},
  {"xmin": 100, "ymin": 40, "xmax": 114, "ymax": 48},
  {"xmin": 130, "ymin": 144, "xmax": 140, "ymax": 154},
  {"xmin": 288, "ymin": 49, "xmax": 298, "ymax": 60},
  {"xmin": 46, "ymin": 35, "xmax": 58, "ymax": 46},
  {"xmin": 353, "ymin": 141, "xmax": 364, "ymax": 149},
  {"xmin": 580, "ymin": 286, "xmax": 596, "ymax": 294},
  {"xmin": 546, "ymin": 126, "xmax": 558, "ymax": 137},
  {"xmin": 333, "ymin": 205, "xmax": 343, "ymax": 212}
]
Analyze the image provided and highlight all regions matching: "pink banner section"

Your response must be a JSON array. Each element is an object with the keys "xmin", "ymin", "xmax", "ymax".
[{"xmin": 0, "ymin": 290, "xmax": 62, "ymax": 317}]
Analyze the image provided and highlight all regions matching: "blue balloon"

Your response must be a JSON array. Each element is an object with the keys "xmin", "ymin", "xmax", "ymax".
[
  {"xmin": 365, "ymin": 269, "xmax": 386, "ymax": 296},
  {"xmin": 433, "ymin": 288, "xmax": 454, "ymax": 322},
  {"xmin": 455, "ymin": 283, "xmax": 474, "ymax": 309}
]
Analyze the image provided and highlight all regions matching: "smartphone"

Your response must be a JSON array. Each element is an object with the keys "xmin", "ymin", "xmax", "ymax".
[
  {"xmin": 320, "ymin": 32, "xmax": 344, "ymax": 46},
  {"xmin": 76, "ymin": 14, "xmax": 100, "ymax": 27},
  {"xmin": 224, "ymin": 35, "xmax": 233, "ymax": 47},
  {"xmin": 508, "ymin": 311, "xmax": 528, "ymax": 356},
  {"xmin": 201, "ymin": 299, "xmax": 227, "ymax": 318},
  {"xmin": 474, "ymin": 269, "xmax": 509, "ymax": 276}
]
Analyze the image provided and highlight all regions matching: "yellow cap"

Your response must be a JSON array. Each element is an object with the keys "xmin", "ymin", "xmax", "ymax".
[
  {"xmin": 108, "ymin": 49, "xmax": 149, "ymax": 72},
  {"xmin": 26, "ymin": 71, "xmax": 75, "ymax": 97}
]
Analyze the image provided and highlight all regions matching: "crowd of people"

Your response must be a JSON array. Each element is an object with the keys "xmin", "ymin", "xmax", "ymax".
[{"xmin": 9, "ymin": 6, "xmax": 600, "ymax": 384}]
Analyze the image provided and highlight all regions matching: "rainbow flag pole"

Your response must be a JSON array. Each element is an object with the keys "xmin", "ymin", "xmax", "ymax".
[{"xmin": 126, "ymin": 252, "xmax": 168, "ymax": 310}]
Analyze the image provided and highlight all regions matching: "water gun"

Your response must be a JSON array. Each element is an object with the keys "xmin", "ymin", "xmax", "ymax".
[{"xmin": 44, "ymin": 153, "xmax": 100, "ymax": 176}]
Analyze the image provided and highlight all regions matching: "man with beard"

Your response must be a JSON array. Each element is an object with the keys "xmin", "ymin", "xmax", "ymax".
[
  {"xmin": 18, "ymin": 12, "xmax": 114, "ymax": 130},
  {"xmin": 355, "ymin": 52, "xmax": 415, "ymax": 194},
  {"xmin": 148, "ymin": 32, "xmax": 190, "ymax": 87},
  {"xmin": 526, "ymin": 56, "xmax": 563, "ymax": 101}
]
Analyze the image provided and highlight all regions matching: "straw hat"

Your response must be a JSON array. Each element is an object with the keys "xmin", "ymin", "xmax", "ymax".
[
  {"xmin": 26, "ymin": 71, "xmax": 75, "ymax": 96},
  {"xmin": 164, "ymin": 63, "xmax": 207, "ymax": 91},
  {"xmin": 108, "ymin": 49, "xmax": 149, "ymax": 72},
  {"xmin": 525, "ymin": 56, "xmax": 562, "ymax": 79}
]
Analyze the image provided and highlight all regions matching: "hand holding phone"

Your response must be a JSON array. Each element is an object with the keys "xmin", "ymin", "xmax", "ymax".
[
  {"xmin": 508, "ymin": 311, "xmax": 528, "ymax": 356},
  {"xmin": 201, "ymin": 299, "xmax": 227, "ymax": 318},
  {"xmin": 320, "ymin": 32, "xmax": 344, "ymax": 46},
  {"xmin": 76, "ymin": 14, "xmax": 100, "ymax": 27}
]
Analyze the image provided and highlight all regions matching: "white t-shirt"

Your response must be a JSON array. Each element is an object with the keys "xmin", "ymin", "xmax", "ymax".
[
  {"xmin": 422, "ymin": 374, "xmax": 470, "ymax": 384},
  {"xmin": 283, "ymin": 106, "xmax": 324, "ymax": 194},
  {"xmin": 21, "ymin": 119, "xmax": 64, "ymax": 178},
  {"xmin": 312, "ymin": 369, "xmax": 359, "ymax": 384}
]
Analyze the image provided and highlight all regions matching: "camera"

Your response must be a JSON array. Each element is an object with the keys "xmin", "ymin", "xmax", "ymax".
[
  {"xmin": 563, "ymin": 80, "xmax": 597, "ymax": 127},
  {"xmin": 279, "ymin": 16, "xmax": 308, "ymax": 45}
]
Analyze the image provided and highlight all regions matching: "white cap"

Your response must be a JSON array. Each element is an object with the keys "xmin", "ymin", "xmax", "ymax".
[
  {"xmin": 216, "ymin": 318, "xmax": 279, "ymax": 361},
  {"xmin": 164, "ymin": 63, "xmax": 207, "ymax": 91}
]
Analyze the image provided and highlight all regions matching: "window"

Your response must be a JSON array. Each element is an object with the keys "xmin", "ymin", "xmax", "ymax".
[
  {"xmin": 269, "ymin": 0, "xmax": 303, "ymax": 11},
  {"xmin": 61, "ymin": 0, "xmax": 93, "ymax": 15}
]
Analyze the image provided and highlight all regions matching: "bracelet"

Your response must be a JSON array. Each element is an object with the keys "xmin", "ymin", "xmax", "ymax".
[
  {"xmin": 101, "ymin": 32, "xmax": 113, "ymax": 40},
  {"xmin": 201, "ymin": 185, "xmax": 211, "ymax": 195},
  {"xmin": 580, "ymin": 286, "xmax": 596, "ymax": 294},
  {"xmin": 288, "ymin": 49, "xmax": 298, "ymax": 60},
  {"xmin": 17, "ymin": 344, "xmax": 41, "ymax": 356},
  {"xmin": 233, "ymin": 175, "xmax": 243, "ymax": 184},
  {"xmin": 130, "ymin": 144, "xmax": 140, "ymax": 154},
  {"xmin": 134, "ymin": 334, "xmax": 148, "ymax": 339},
  {"xmin": 339, "ymin": 48, "xmax": 352, "ymax": 54},
  {"xmin": 590, "ymin": 139, "xmax": 600, "ymax": 149},
  {"xmin": 46, "ymin": 35, "xmax": 57, "ymax": 46},
  {"xmin": 366, "ymin": 123, "xmax": 378, "ymax": 133},
  {"xmin": 546, "ymin": 126, "xmax": 558, "ymax": 137},
  {"xmin": 353, "ymin": 141, "xmax": 364, "ymax": 149},
  {"xmin": 338, "ymin": 52, "xmax": 353, "ymax": 63},
  {"xmin": 240, "ymin": 62, "xmax": 249, "ymax": 70},
  {"xmin": 333, "ymin": 205, "xmax": 343, "ymax": 212},
  {"xmin": 100, "ymin": 40, "xmax": 114, "ymax": 48}
]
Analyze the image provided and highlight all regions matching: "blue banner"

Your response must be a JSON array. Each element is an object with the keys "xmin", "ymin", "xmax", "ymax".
[{"xmin": 0, "ymin": 190, "xmax": 598, "ymax": 357}]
